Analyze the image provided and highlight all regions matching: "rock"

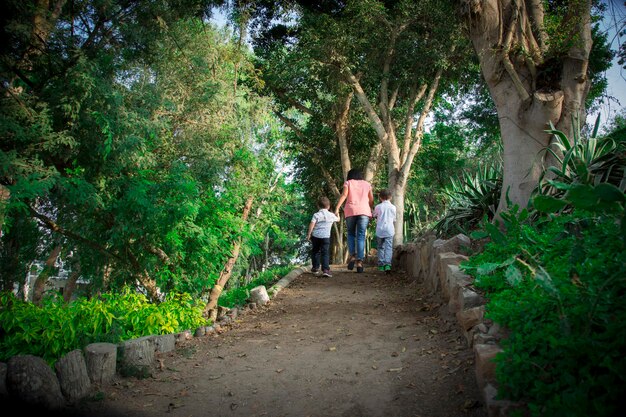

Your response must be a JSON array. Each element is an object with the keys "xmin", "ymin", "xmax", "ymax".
[
  {"xmin": 217, "ymin": 306, "xmax": 230, "ymax": 319},
  {"xmin": 6, "ymin": 355, "xmax": 65, "ymax": 410},
  {"xmin": 474, "ymin": 343, "xmax": 503, "ymax": 390},
  {"xmin": 438, "ymin": 252, "xmax": 469, "ymax": 298},
  {"xmin": 175, "ymin": 330, "xmax": 193, "ymax": 343}
]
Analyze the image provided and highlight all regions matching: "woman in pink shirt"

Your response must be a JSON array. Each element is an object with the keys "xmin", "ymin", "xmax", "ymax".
[{"xmin": 334, "ymin": 168, "xmax": 374, "ymax": 273}]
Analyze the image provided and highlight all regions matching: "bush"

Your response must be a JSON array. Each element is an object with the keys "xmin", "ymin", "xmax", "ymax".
[
  {"xmin": 0, "ymin": 288, "xmax": 208, "ymax": 364},
  {"xmin": 462, "ymin": 205, "xmax": 626, "ymax": 417}
]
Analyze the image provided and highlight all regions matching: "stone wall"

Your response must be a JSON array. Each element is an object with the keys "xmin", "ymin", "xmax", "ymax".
[{"xmin": 395, "ymin": 234, "xmax": 525, "ymax": 417}]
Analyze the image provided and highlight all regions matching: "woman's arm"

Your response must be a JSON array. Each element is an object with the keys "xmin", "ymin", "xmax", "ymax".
[
  {"xmin": 334, "ymin": 183, "xmax": 349, "ymax": 216},
  {"xmin": 368, "ymin": 187, "xmax": 374, "ymax": 208}
]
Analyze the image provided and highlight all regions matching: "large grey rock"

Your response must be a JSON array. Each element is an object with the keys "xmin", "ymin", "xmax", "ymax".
[
  {"xmin": 458, "ymin": 287, "xmax": 485, "ymax": 311},
  {"xmin": 446, "ymin": 264, "xmax": 473, "ymax": 312},
  {"xmin": 397, "ymin": 243, "xmax": 417, "ymax": 279},
  {"xmin": 55, "ymin": 349, "xmax": 91, "ymax": 403},
  {"xmin": 6, "ymin": 354, "xmax": 65, "ymax": 410},
  {"xmin": 474, "ymin": 343, "xmax": 503, "ymax": 391},
  {"xmin": 427, "ymin": 234, "xmax": 471, "ymax": 294},
  {"xmin": 438, "ymin": 252, "xmax": 470, "ymax": 299},
  {"xmin": 419, "ymin": 238, "xmax": 432, "ymax": 281}
]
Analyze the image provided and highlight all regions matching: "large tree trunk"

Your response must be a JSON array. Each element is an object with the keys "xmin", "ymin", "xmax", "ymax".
[
  {"xmin": 462, "ymin": 0, "xmax": 592, "ymax": 215},
  {"xmin": 336, "ymin": 92, "xmax": 353, "ymax": 181},
  {"xmin": 203, "ymin": 196, "xmax": 254, "ymax": 321}
]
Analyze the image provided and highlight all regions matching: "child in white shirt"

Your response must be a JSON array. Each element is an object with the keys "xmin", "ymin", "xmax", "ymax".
[
  {"xmin": 306, "ymin": 196, "xmax": 339, "ymax": 277},
  {"xmin": 373, "ymin": 189, "xmax": 397, "ymax": 274}
]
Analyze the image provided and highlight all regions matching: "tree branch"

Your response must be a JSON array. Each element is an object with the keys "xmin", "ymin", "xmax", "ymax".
[
  {"xmin": 274, "ymin": 111, "xmax": 305, "ymax": 139},
  {"xmin": 342, "ymin": 67, "xmax": 388, "ymax": 144},
  {"xmin": 402, "ymin": 67, "xmax": 444, "ymax": 176},
  {"xmin": 28, "ymin": 206, "xmax": 120, "ymax": 260},
  {"xmin": 401, "ymin": 83, "xmax": 427, "ymax": 163},
  {"xmin": 321, "ymin": 167, "xmax": 341, "ymax": 198},
  {"xmin": 275, "ymin": 90, "xmax": 316, "ymax": 116},
  {"xmin": 501, "ymin": 1, "xmax": 531, "ymax": 102}
]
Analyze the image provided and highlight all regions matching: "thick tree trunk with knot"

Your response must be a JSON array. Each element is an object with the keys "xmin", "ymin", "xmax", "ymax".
[{"xmin": 461, "ymin": 0, "xmax": 592, "ymax": 216}]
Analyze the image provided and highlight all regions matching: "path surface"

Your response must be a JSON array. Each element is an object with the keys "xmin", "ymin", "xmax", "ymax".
[{"xmin": 74, "ymin": 266, "xmax": 487, "ymax": 417}]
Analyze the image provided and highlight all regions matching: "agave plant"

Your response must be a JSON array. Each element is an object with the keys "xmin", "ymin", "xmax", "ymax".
[
  {"xmin": 537, "ymin": 115, "xmax": 626, "ymax": 200},
  {"xmin": 405, "ymin": 201, "xmax": 439, "ymax": 240},
  {"xmin": 433, "ymin": 162, "xmax": 502, "ymax": 238}
]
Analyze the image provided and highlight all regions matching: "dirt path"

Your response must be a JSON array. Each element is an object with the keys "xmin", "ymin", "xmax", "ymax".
[{"xmin": 74, "ymin": 266, "xmax": 487, "ymax": 417}]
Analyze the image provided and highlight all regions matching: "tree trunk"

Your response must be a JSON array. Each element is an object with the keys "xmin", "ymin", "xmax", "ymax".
[
  {"xmin": 127, "ymin": 251, "xmax": 161, "ymax": 303},
  {"xmin": 330, "ymin": 215, "xmax": 345, "ymax": 264},
  {"xmin": 462, "ymin": 0, "xmax": 592, "ymax": 216},
  {"xmin": 203, "ymin": 196, "xmax": 254, "ymax": 321},
  {"xmin": 32, "ymin": 244, "xmax": 62, "ymax": 305},
  {"xmin": 0, "ymin": 185, "xmax": 9, "ymax": 237},
  {"xmin": 389, "ymin": 178, "xmax": 406, "ymax": 247},
  {"xmin": 136, "ymin": 270, "xmax": 161, "ymax": 303},
  {"xmin": 336, "ymin": 92, "xmax": 353, "ymax": 181},
  {"xmin": 63, "ymin": 264, "xmax": 81, "ymax": 303}
]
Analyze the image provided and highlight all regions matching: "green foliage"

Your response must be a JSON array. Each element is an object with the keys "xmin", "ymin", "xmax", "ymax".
[
  {"xmin": 0, "ymin": 288, "xmax": 208, "ymax": 365},
  {"xmin": 462, "ymin": 206, "xmax": 626, "ymax": 417},
  {"xmin": 433, "ymin": 162, "xmax": 502, "ymax": 238},
  {"xmin": 538, "ymin": 116, "xmax": 624, "ymax": 195},
  {"xmin": 0, "ymin": 6, "xmax": 305, "ymax": 300},
  {"xmin": 461, "ymin": 119, "xmax": 626, "ymax": 416},
  {"xmin": 405, "ymin": 201, "xmax": 439, "ymax": 240},
  {"xmin": 533, "ymin": 117, "xmax": 626, "ymax": 223}
]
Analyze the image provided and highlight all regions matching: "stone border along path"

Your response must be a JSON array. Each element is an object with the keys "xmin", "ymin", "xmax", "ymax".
[
  {"xmin": 1, "ymin": 234, "xmax": 524, "ymax": 417},
  {"xmin": 396, "ymin": 233, "xmax": 526, "ymax": 417},
  {"xmin": 0, "ymin": 267, "xmax": 310, "ymax": 413}
]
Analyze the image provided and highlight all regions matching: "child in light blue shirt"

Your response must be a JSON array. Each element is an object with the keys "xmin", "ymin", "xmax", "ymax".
[{"xmin": 373, "ymin": 189, "xmax": 396, "ymax": 274}]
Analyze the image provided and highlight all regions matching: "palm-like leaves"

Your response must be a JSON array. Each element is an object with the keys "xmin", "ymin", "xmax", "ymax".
[
  {"xmin": 538, "ymin": 116, "xmax": 626, "ymax": 199},
  {"xmin": 434, "ymin": 163, "xmax": 502, "ymax": 237}
]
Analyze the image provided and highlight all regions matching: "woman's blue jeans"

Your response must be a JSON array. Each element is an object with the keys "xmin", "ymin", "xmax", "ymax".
[{"xmin": 345, "ymin": 215, "xmax": 370, "ymax": 261}]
